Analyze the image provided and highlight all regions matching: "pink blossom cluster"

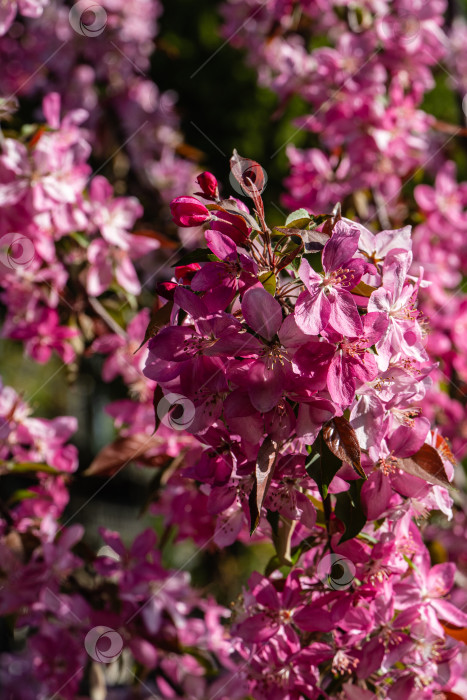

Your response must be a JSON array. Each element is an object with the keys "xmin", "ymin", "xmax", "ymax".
[
  {"xmin": 1, "ymin": 0, "xmax": 467, "ymax": 687},
  {"xmin": 0, "ymin": 0, "xmax": 195, "ymax": 202},
  {"xmin": 0, "ymin": 378, "xmax": 240, "ymax": 700},
  {"xmin": 1, "ymin": 525, "xmax": 239, "ymax": 700},
  {"xmin": 219, "ymin": 5, "xmax": 467, "ymax": 457},
  {"xmin": 410, "ymin": 161, "xmax": 467, "ymax": 458},
  {"xmin": 0, "ymin": 376, "xmax": 78, "ymax": 523},
  {"xmin": 139, "ymin": 163, "xmax": 467, "ymax": 696},
  {"xmin": 219, "ymin": 4, "xmax": 467, "ymax": 641},
  {"xmin": 221, "ymin": 0, "xmax": 448, "ymax": 217},
  {"xmin": 0, "ymin": 93, "xmax": 159, "ymax": 365},
  {"xmin": 232, "ymin": 514, "xmax": 467, "ymax": 699}
]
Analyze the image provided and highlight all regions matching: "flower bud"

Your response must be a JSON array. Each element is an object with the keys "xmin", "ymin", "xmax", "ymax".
[
  {"xmin": 156, "ymin": 281, "xmax": 177, "ymax": 300},
  {"xmin": 175, "ymin": 263, "xmax": 201, "ymax": 284},
  {"xmin": 170, "ymin": 196, "xmax": 211, "ymax": 227},
  {"xmin": 196, "ymin": 172, "xmax": 219, "ymax": 200}
]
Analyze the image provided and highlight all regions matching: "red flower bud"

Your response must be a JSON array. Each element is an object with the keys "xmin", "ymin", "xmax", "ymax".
[
  {"xmin": 175, "ymin": 263, "xmax": 201, "ymax": 284},
  {"xmin": 195, "ymin": 171, "xmax": 219, "ymax": 200},
  {"xmin": 156, "ymin": 281, "xmax": 177, "ymax": 300},
  {"xmin": 170, "ymin": 196, "xmax": 211, "ymax": 227}
]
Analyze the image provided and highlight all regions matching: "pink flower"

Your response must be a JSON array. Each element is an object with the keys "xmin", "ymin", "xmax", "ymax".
[
  {"xmin": 92, "ymin": 309, "xmax": 154, "ymax": 397},
  {"xmin": 395, "ymin": 554, "xmax": 467, "ymax": 636},
  {"xmin": 233, "ymin": 569, "xmax": 304, "ymax": 647},
  {"xmin": 415, "ymin": 160, "xmax": 467, "ymax": 229},
  {"xmin": 88, "ymin": 175, "xmax": 144, "ymax": 250},
  {"xmin": 170, "ymin": 196, "xmax": 211, "ymax": 227},
  {"xmin": 295, "ymin": 221, "xmax": 372, "ymax": 337},
  {"xmin": 7, "ymin": 308, "xmax": 78, "ymax": 364},
  {"xmin": 209, "ymin": 209, "xmax": 251, "ymax": 245},
  {"xmin": 190, "ymin": 230, "xmax": 257, "ymax": 312},
  {"xmin": 86, "ymin": 235, "xmax": 157, "ymax": 296},
  {"xmin": 368, "ymin": 250, "xmax": 428, "ymax": 370}
]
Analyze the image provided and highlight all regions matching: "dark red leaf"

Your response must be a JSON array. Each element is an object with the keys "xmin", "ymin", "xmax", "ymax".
[
  {"xmin": 84, "ymin": 435, "xmax": 166, "ymax": 476},
  {"xmin": 397, "ymin": 443, "xmax": 451, "ymax": 488},
  {"xmin": 275, "ymin": 241, "xmax": 304, "ymax": 272},
  {"xmin": 323, "ymin": 416, "xmax": 365, "ymax": 479},
  {"xmin": 230, "ymin": 149, "xmax": 266, "ymax": 195}
]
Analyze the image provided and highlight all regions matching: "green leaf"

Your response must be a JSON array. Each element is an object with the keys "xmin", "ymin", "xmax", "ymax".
[
  {"xmin": 172, "ymin": 248, "xmax": 218, "ymax": 267},
  {"xmin": 69, "ymin": 231, "xmax": 90, "ymax": 248},
  {"xmin": 305, "ymin": 433, "xmax": 342, "ymax": 501},
  {"xmin": 259, "ymin": 271, "xmax": 276, "ymax": 295},
  {"xmin": 285, "ymin": 208, "xmax": 311, "ymax": 229},
  {"xmin": 264, "ymin": 554, "xmax": 282, "ymax": 577},
  {"xmin": 309, "ymin": 214, "xmax": 331, "ymax": 228},
  {"xmin": 272, "ymin": 227, "xmax": 302, "ymax": 237},
  {"xmin": 6, "ymin": 462, "xmax": 59, "ymax": 475},
  {"xmin": 8, "ymin": 489, "xmax": 39, "ymax": 505},
  {"xmin": 334, "ymin": 479, "xmax": 367, "ymax": 542}
]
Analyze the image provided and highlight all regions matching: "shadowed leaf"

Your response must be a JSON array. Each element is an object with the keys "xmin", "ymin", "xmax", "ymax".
[
  {"xmin": 134, "ymin": 301, "xmax": 173, "ymax": 353},
  {"xmin": 335, "ymin": 479, "xmax": 367, "ymax": 542},
  {"xmin": 210, "ymin": 200, "xmax": 259, "ymax": 230},
  {"xmin": 171, "ymin": 249, "xmax": 216, "ymax": 267},
  {"xmin": 305, "ymin": 432, "xmax": 342, "ymax": 501},
  {"xmin": 249, "ymin": 437, "xmax": 278, "ymax": 534}
]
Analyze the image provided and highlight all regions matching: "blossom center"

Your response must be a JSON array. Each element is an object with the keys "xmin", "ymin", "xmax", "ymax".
[{"xmin": 322, "ymin": 266, "xmax": 352, "ymax": 290}]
